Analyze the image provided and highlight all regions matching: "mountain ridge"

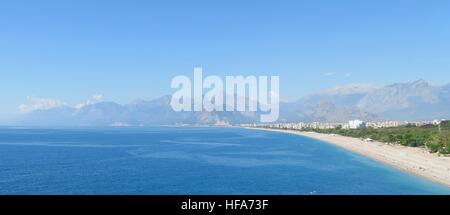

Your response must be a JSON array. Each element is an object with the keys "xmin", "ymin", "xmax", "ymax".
[{"xmin": 13, "ymin": 79, "xmax": 450, "ymax": 126}]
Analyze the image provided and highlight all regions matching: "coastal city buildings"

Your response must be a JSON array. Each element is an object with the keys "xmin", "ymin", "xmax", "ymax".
[
  {"xmin": 348, "ymin": 120, "xmax": 367, "ymax": 129},
  {"xmin": 241, "ymin": 119, "xmax": 446, "ymax": 130}
]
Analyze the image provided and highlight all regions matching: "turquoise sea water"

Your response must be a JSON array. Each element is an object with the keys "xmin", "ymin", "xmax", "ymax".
[{"xmin": 0, "ymin": 127, "xmax": 449, "ymax": 194}]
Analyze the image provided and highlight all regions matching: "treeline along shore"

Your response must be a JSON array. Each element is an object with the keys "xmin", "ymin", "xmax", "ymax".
[{"xmin": 298, "ymin": 121, "xmax": 450, "ymax": 155}]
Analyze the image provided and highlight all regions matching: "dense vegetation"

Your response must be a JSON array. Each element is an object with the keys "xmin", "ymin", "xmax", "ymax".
[{"xmin": 298, "ymin": 121, "xmax": 450, "ymax": 155}]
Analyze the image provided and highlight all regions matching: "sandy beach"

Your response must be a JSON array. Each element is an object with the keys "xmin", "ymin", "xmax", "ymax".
[{"xmin": 247, "ymin": 127, "xmax": 450, "ymax": 187}]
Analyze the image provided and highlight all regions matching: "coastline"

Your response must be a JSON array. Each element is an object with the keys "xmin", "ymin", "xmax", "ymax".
[{"xmin": 245, "ymin": 127, "xmax": 450, "ymax": 188}]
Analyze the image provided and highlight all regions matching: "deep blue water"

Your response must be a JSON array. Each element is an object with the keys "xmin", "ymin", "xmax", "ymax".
[{"xmin": 0, "ymin": 127, "xmax": 449, "ymax": 194}]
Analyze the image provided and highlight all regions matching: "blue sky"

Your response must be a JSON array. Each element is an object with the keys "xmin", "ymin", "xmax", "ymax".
[{"xmin": 1, "ymin": 0, "xmax": 450, "ymax": 120}]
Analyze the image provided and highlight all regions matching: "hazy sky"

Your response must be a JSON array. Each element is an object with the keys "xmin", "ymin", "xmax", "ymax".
[{"xmin": 1, "ymin": 0, "xmax": 450, "ymax": 119}]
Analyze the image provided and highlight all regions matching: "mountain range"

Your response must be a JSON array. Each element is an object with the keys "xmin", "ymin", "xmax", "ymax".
[{"xmin": 13, "ymin": 80, "xmax": 450, "ymax": 126}]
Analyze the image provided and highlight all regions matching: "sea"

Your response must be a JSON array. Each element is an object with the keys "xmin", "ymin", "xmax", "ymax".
[{"xmin": 0, "ymin": 127, "xmax": 449, "ymax": 194}]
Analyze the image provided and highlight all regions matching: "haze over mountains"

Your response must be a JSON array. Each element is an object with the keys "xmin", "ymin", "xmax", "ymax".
[{"xmin": 12, "ymin": 80, "xmax": 450, "ymax": 126}]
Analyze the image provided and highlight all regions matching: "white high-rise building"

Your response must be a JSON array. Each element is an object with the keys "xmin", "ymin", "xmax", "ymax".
[{"xmin": 348, "ymin": 120, "xmax": 367, "ymax": 129}]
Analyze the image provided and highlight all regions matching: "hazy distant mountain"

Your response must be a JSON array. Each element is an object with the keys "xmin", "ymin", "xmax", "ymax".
[
  {"xmin": 278, "ymin": 100, "xmax": 378, "ymax": 123},
  {"xmin": 286, "ymin": 79, "xmax": 450, "ymax": 122},
  {"xmin": 275, "ymin": 83, "xmax": 377, "ymax": 122},
  {"xmin": 15, "ymin": 95, "xmax": 260, "ymax": 126},
  {"xmin": 357, "ymin": 80, "xmax": 439, "ymax": 113},
  {"xmin": 275, "ymin": 83, "xmax": 379, "ymax": 122},
  {"xmin": 16, "ymin": 106, "xmax": 77, "ymax": 126},
  {"xmin": 357, "ymin": 80, "xmax": 450, "ymax": 120},
  {"xmin": 290, "ymin": 80, "xmax": 450, "ymax": 121},
  {"xmin": 14, "ymin": 79, "xmax": 450, "ymax": 126}
]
